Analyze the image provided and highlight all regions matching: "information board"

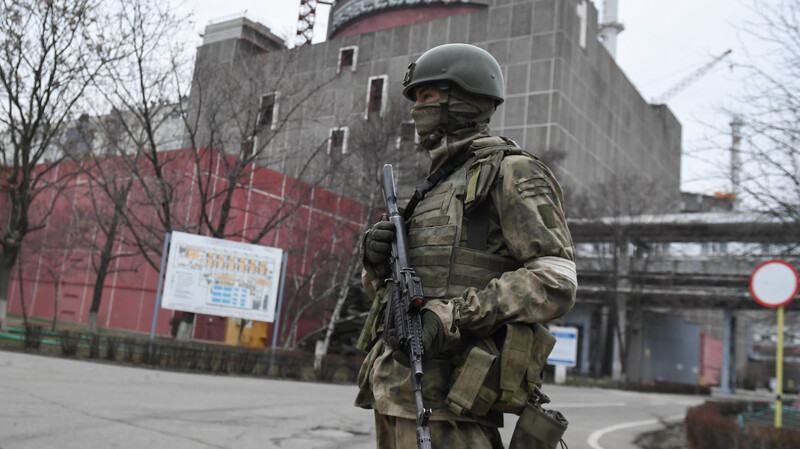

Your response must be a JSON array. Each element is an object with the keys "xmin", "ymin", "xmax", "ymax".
[
  {"xmin": 548, "ymin": 326, "xmax": 579, "ymax": 367},
  {"xmin": 161, "ymin": 232, "xmax": 283, "ymax": 322}
]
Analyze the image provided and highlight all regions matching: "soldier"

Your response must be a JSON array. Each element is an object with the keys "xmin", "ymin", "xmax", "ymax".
[{"xmin": 355, "ymin": 43, "xmax": 577, "ymax": 448}]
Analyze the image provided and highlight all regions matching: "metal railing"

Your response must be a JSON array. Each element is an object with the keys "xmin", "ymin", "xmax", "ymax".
[{"xmin": 739, "ymin": 406, "xmax": 800, "ymax": 432}]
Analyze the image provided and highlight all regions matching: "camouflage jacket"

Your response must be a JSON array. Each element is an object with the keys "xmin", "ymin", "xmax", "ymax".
[{"xmin": 355, "ymin": 135, "xmax": 576, "ymax": 423}]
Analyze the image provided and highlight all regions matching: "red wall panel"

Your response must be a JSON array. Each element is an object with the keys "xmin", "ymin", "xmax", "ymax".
[{"xmin": 5, "ymin": 148, "xmax": 367, "ymax": 343}]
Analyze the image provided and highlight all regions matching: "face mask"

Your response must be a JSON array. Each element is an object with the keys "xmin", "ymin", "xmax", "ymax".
[{"xmin": 410, "ymin": 103, "xmax": 442, "ymax": 136}]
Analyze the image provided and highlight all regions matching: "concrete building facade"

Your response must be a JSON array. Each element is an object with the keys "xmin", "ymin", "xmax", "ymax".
[{"xmin": 189, "ymin": 0, "xmax": 682, "ymax": 209}]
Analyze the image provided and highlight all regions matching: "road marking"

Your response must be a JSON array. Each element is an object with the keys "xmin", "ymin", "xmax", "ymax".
[
  {"xmin": 556, "ymin": 401, "xmax": 628, "ymax": 408},
  {"xmin": 587, "ymin": 414, "xmax": 684, "ymax": 449}
]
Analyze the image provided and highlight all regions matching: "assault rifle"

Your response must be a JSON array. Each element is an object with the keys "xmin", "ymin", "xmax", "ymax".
[{"xmin": 382, "ymin": 164, "xmax": 433, "ymax": 449}]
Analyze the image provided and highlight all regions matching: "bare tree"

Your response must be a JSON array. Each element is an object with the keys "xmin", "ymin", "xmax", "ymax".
[
  {"xmin": 7, "ymin": 180, "xmax": 79, "ymax": 329},
  {"xmin": 91, "ymin": 0, "xmax": 194, "ymax": 262},
  {"xmin": 274, "ymin": 216, "xmax": 362, "ymax": 351},
  {"xmin": 183, "ymin": 50, "xmax": 341, "ymax": 244},
  {"xmin": 729, "ymin": 0, "xmax": 800, "ymax": 240},
  {"xmin": 82, "ymin": 156, "xmax": 139, "ymax": 334},
  {"xmin": 568, "ymin": 172, "xmax": 677, "ymax": 381},
  {"xmin": 306, "ymin": 100, "xmax": 418, "ymax": 363},
  {"xmin": 35, "ymin": 194, "xmax": 87, "ymax": 331},
  {"xmin": 75, "ymin": 0, "xmax": 199, "ymax": 338},
  {"xmin": 0, "ymin": 0, "xmax": 117, "ymax": 330},
  {"xmin": 174, "ymin": 37, "xmax": 361, "ymax": 341}
]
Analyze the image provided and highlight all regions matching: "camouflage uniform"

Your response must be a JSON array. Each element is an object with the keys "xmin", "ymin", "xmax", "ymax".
[
  {"xmin": 356, "ymin": 134, "xmax": 575, "ymax": 446},
  {"xmin": 355, "ymin": 44, "xmax": 576, "ymax": 448},
  {"xmin": 375, "ymin": 412, "xmax": 503, "ymax": 449}
]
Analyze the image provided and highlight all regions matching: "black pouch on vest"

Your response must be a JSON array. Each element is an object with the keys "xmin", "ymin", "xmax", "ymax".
[{"xmin": 509, "ymin": 400, "xmax": 568, "ymax": 449}]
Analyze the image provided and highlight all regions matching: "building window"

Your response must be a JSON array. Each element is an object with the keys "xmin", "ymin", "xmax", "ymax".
[
  {"xmin": 257, "ymin": 92, "xmax": 279, "ymax": 130},
  {"xmin": 396, "ymin": 121, "xmax": 419, "ymax": 149},
  {"xmin": 338, "ymin": 46, "xmax": 358, "ymax": 73},
  {"xmin": 328, "ymin": 127, "xmax": 348, "ymax": 156},
  {"xmin": 365, "ymin": 75, "xmax": 388, "ymax": 120},
  {"xmin": 241, "ymin": 138, "xmax": 254, "ymax": 157}
]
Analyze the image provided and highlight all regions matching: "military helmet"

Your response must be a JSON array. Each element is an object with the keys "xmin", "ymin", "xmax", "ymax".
[{"xmin": 403, "ymin": 43, "xmax": 505, "ymax": 105}]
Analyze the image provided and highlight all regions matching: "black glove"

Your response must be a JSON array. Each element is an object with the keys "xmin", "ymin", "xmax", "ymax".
[
  {"xmin": 391, "ymin": 311, "xmax": 445, "ymax": 367},
  {"xmin": 364, "ymin": 220, "xmax": 395, "ymax": 266}
]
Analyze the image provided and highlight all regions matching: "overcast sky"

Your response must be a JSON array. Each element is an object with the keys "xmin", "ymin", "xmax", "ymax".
[{"xmin": 176, "ymin": 0, "xmax": 768, "ymax": 196}]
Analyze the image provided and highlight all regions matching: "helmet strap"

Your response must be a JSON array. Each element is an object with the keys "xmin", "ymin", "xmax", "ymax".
[{"xmin": 437, "ymin": 83, "xmax": 450, "ymax": 127}]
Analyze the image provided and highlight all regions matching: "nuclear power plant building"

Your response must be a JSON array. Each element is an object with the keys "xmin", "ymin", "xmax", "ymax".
[{"xmin": 188, "ymin": 0, "xmax": 682, "ymax": 209}]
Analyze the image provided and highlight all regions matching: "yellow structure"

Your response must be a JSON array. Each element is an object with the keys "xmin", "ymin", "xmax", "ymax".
[{"xmin": 224, "ymin": 318, "xmax": 270, "ymax": 348}]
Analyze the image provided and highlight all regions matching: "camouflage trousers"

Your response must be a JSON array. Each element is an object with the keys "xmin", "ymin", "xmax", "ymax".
[{"xmin": 374, "ymin": 412, "xmax": 503, "ymax": 449}]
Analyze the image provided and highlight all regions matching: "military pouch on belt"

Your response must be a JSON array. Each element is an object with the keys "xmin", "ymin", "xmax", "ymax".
[
  {"xmin": 446, "ymin": 341, "xmax": 499, "ymax": 416},
  {"xmin": 446, "ymin": 322, "xmax": 557, "ymax": 417},
  {"xmin": 509, "ymin": 400, "xmax": 568, "ymax": 449}
]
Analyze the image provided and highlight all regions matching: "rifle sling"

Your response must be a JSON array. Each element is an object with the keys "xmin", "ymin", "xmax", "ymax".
[
  {"xmin": 402, "ymin": 149, "xmax": 473, "ymax": 221},
  {"xmin": 402, "ymin": 148, "xmax": 492, "ymax": 252}
]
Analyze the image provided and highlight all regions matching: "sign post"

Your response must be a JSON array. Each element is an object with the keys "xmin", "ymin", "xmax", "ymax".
[
  {"xmin": 749, "ymin": 260, "xmax": 799, "ymax": 429},
  {"xmin": 548, "ymin": 326, "xmax": 579, "ymax": 384}
]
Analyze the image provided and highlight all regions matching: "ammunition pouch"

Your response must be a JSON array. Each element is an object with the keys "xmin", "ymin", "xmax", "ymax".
[
  {"xmin": 509, "ymin": 400, "xmax": 568, "ymax": 449},
  {"xmin": 445, "ymin": 322, "xmax": 556, "ymax": 417}
]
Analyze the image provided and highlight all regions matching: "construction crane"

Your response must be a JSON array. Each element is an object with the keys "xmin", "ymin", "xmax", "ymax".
[
  {"xmin": 296, "ymin": 0, "xmax": 334, "ymax": 47},
  {"xmin": 651, "ymin": 49, "xmax": 732, "ymax": 104}
]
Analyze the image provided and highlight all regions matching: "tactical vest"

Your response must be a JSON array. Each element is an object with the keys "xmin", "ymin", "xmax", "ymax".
[
  {"xmin": 407, "ymin": 142, "xmax": 557, "ymax": 418},
  {"xmin": 405, "ymin": 145, "xmax": 520, "ymax": 299},
  {"xmin": 358, "ymin": 141, "xmax": 557, "ymax": 419}
]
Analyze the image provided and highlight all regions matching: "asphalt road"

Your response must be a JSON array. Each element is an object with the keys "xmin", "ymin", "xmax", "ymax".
[{"xmin": 0, "ymin": 351, "xmax": 705, "ymax": 449}]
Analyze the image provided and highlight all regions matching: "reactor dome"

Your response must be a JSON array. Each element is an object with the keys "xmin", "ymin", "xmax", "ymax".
[{"xmin": 328, "ymin": 0, "xmax": 488, "ymax": 39}]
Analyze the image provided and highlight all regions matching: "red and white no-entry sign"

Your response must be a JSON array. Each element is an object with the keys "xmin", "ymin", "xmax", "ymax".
[{"xmin": 750, "ymin": 260, "xmax": 799, "ymax": 308}]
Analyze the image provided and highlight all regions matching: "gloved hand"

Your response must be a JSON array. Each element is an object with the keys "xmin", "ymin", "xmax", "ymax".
[
  {"xmin": 391, "ymin": 311, "xmax": 446, "ymax": 367},
  {"xmin": 364, "ymin": 220, "xmax": 395, "ymax": 266}
]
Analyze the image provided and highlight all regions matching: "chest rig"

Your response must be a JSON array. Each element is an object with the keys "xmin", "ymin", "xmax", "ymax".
[
  {"xmin": 405, "ymin": 141, "xmax": 522, "ymax": 299},
  {"xmin": 405, "ymin": 140, "xmax": 558, "ymax": 419}
]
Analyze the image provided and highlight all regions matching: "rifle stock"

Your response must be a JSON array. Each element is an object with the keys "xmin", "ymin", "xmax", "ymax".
[{"xmin": 382, "ymin": 164, "xmax": 433, "ymax": 449}]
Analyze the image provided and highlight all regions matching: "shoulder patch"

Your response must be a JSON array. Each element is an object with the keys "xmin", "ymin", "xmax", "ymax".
[
  {"xmin": 501, "ymin": 155, "xmax": 555, "ymax": 199},
  {"xmin": 516, "ymin": 176, "xmax": 553, "ymax": 198},
  {"xmin": 537, "ymin": 204, "xmax": 559, "ymax": 228}
]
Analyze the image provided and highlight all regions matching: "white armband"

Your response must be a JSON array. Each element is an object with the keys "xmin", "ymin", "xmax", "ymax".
[{"xmin": 529, "ymin": 256, "xmax": 578, "ymax": 287}]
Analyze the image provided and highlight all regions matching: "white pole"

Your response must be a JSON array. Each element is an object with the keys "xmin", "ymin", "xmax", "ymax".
[{"xmin": 555, "ymin": 365, "xmax": 567, "ymax": 384}]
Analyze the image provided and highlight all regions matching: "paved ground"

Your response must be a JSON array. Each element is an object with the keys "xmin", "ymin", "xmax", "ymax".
[{"xmin": 0, "ymin": 350, "xmax": 708, "ymax": 449}]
